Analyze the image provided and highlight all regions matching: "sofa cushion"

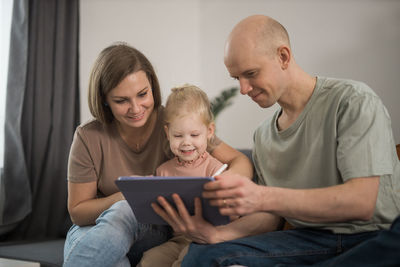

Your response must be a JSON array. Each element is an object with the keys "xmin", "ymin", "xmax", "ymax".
[{"xmin": 0, "ymin": 239, "xmax": 64, "ymax": 267}]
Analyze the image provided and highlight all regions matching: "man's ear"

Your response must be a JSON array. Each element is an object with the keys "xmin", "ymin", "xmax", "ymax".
[
  {"xmin": 164, "ymin": 125, "xmax": 170, "ymax": 140},
  {"xmin": 277, "ymin": 45, "xmax": 291, "ymax": 70},
  {"xmin": 207, "ymin": 122, "xmax": 215, "ymax": 139}
]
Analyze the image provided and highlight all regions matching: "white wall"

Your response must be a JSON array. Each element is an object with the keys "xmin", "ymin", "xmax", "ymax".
[{"xmin": 80, "ymin": 0, "xmax": 400, "ymax": 149}]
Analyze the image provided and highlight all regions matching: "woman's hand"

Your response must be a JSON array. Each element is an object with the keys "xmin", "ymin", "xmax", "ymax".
[
  {"xmin": 151, "ymin": 194, "xmax": 220, "ymax": 244},
  {"xmin": 203, "ymin": 171, "xmax": 264, "ymax": 217}
]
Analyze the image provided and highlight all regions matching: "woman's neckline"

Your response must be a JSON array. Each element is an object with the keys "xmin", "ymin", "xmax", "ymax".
[{"xmin": 115, "ymin": 108, "xmax": 159, "ymax": 153}]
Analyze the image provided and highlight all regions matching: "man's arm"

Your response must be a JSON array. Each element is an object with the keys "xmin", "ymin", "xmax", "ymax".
[
  {"xmin": 204, "ymin": 173, "xmax": 380, "ymax": 223},
  {"xmin": 210, "ymin": 212, "xmax": 282, "ymax": 244},
  {"xmin": 263, "ymin": 176, "xmax": 379, "ymax": 222}
]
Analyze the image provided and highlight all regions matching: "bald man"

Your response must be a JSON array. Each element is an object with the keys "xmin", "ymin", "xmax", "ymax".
[{"xmin": 177, "ymin": 15, "xmax": 400, "ymax": 266}]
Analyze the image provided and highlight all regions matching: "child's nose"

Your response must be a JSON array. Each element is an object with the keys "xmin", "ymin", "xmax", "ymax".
[{"xmin": 182, "ymin": 136, "xmax": 191, "ymax": 145}]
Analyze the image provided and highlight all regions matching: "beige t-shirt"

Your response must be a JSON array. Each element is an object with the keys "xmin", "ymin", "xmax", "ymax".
[{"xmin": 68, "ymin": 107, "xmax": 221, "ymax": 197}]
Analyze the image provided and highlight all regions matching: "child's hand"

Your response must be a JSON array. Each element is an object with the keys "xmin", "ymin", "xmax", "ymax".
[
  {"xmin": 152, "ymin": 194, "xmax": 220, "ymax": 244},
  {"xmin": 229, "ymin": 215, "xmax": 240, "ymax": 221}
]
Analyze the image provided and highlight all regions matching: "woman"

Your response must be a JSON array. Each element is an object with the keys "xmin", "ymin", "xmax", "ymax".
[{"xmin": 63, "ymin": 43, "xmax": 253, "ymax": 267}]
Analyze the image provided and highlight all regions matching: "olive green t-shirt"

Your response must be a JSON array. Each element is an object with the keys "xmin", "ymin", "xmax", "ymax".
[
  {"xmin": 68, "ymin": 107, "xmax": 221, "ymax": 197},
  {"xmin": 253, "ymin": 77, "xmax": 400, "ymax": 234}
]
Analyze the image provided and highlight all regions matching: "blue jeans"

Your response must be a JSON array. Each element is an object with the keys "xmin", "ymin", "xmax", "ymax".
[
  {"xmin": 63, "ymin": 200, "xmax": 171, "ymax": 267},
  {"xmin": 181, "ymin": 228, "xmax": 379, "ymax": 267},
  {"xmin": 312, "ymin": 215, "xmax": 400, "ymax": 267}
]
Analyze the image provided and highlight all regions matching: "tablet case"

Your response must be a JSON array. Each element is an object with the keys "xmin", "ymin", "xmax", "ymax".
[{"xmin": 115, "ymin": 176, "xmax": 230, "ymax": 226}]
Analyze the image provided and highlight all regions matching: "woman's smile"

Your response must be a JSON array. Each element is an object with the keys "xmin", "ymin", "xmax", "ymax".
[{"xmin": 126, "ymin": 111, "xmax": 145, "ymax": 122}]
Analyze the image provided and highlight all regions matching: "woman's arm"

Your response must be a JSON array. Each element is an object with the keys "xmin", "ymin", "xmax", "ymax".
[
  {"xmin": 67, "ymin": 126, "xmax": 127, "ymax": 226},
  {"xmin": 67, "ymin": 181, "xmax": 124, "ymax": 226},
  {"xmin": 211, "ymin": 141, "xmax": 253, "ymax": 178}
]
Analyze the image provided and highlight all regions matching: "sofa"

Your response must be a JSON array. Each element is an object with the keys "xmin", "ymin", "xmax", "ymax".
[
  {"xmin": 0, "ymin": 149, "xmax": 254, "ymax": 266},
  {"xmin": 3, "ymin": 145, "xmax": 398, "ymax": 266},
  {"xmin": 0, "ymin": 239, "xmax": 65, "ymax": 267}
]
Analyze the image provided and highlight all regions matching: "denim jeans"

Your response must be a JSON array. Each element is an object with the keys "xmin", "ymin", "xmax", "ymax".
[
  {"xmin": 312, "ymin": 215, "xmax": 400, "ymax": 267},
  {"xmin": 63, "ymin": 200, "xmax": 171, "ymax": 267},
  {"xmin": 181, "ymin": 227, "xmax": 379, "ymax": 267}
]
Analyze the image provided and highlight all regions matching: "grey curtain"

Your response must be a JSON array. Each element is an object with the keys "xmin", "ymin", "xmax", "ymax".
[{"xmin": 0, "ymin": 0, "xmax": 80, "ymax": 240}]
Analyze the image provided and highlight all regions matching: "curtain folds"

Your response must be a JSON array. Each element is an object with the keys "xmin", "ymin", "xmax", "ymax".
[{"xmin": 0, "ymin": 0, "xmax": 80, "ymax": 240}]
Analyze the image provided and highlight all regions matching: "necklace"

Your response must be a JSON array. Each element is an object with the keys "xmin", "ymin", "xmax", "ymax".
[
  {"xmin": 117, "ymin": 111, "xmax": 157, "ymax": 152},
  {"xmin": 133, "ymin": 136, "xmax": 146, "ymax": 151}
]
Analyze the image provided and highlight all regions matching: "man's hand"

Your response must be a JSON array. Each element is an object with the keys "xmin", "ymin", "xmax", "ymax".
[{"xmin": 203, "ymin": 171, "xmax": 263, "ymax": 216}]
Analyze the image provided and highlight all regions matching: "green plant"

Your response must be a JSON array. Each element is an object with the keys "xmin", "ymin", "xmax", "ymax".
[{"xmin": 210, "ymin": 87, "xmax": 239, "ymax": 120}]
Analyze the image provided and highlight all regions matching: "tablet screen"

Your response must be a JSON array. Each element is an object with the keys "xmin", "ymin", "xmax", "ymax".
[{"xmin": 115, "ymin": 176, "xmax": 230, "ymax": 226}]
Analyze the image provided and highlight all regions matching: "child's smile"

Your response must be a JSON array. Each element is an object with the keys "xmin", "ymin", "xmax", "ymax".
[{"xmin": 166, "ymin": 114, "xmax": 213, "ymax": 163}]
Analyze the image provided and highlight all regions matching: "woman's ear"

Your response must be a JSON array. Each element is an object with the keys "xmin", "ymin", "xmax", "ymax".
[
  {"xmin": 207, "ymin": 122, "xmax": 215, "ymax": 139},
  {"xmin": 164, "ymin": 125, "xmax": 170, "ymax": 140}
]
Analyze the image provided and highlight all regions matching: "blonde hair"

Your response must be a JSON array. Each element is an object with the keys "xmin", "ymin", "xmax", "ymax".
[{"xmin": 164, "ymin": 84, "xmax": 214, "ymax": 126}]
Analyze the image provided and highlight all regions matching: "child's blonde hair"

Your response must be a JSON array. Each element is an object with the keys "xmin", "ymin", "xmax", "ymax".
[{"xmin": 164, "ymin": 84, "xmax": 214, "ymax": 126}]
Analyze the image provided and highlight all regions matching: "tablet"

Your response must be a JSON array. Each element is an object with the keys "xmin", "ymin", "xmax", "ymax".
[{"xmin": 115, "ymin": 176, "xmax": 230, "ymax": 226}]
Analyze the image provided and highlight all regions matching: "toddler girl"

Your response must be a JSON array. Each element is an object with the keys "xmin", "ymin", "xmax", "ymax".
[{"xmin": 138, "ymin": 84, "xmax": 225, "ymax": 267}]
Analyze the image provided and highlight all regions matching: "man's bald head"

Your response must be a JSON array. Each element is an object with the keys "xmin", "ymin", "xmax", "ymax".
[{"xmin": 226, "ymin": 15, "xmax": 290, "ymax": 58}]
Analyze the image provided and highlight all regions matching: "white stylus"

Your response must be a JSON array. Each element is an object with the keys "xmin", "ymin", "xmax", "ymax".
[{"xmin": 212, "ymin": 163, "xmax": 228, "ymax": 177}]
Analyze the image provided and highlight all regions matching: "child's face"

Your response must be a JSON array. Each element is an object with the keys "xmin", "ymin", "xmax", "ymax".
[{"xmin": 166, "ymin": 114, "xmax": 214, "ymax": 162}]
